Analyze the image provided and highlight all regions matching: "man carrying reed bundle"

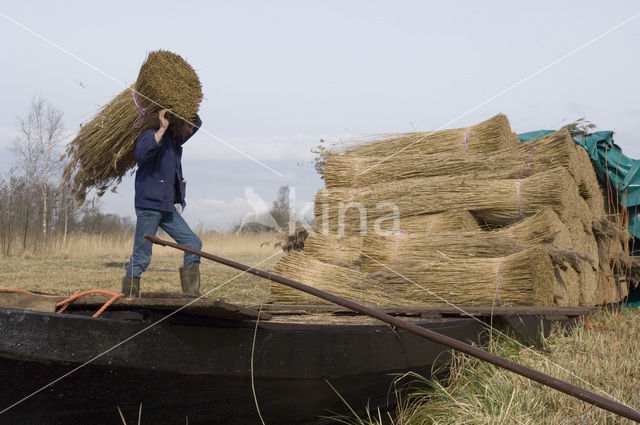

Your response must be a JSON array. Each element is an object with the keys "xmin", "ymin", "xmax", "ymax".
[{"xmin": 122, "ymin": 109, "xmax": 203, "ymax": 298}]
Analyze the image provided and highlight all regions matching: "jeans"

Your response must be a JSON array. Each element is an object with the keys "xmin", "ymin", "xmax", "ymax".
[{"xmin": 125, "ymin": 207, "xmax": 202, "ymax": 278}]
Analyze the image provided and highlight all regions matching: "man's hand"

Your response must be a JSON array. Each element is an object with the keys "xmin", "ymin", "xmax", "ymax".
[{"xmin": 155, "ymin": 109, "xmax": 170, "ymax": 143}]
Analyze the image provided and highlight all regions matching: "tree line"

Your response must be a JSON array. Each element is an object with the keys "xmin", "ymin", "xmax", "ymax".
[{"xmin": 0, "ymin": 97, "xmax": 134, "ymax": 257}]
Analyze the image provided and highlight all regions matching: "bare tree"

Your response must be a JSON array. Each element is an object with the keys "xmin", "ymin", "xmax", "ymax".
[{"xmin": 12, "ymin": 97, "xmax": 65, "ymax": 240}]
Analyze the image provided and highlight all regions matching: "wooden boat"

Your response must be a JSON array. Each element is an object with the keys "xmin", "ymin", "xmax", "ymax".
[{"xmin": 0, "ymin": 294, "xmax": 596, "ymax": 425}]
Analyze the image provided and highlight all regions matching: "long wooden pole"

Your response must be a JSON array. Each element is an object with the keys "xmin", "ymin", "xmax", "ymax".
[{"xmin": 145, "ymin": 235, "xmax": 640, "ymax": 423}]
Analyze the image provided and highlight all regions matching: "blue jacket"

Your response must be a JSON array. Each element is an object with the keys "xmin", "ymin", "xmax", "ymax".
[{"xmin": 133, "ymin": 116, "xmax": 201, "ymax": 211}]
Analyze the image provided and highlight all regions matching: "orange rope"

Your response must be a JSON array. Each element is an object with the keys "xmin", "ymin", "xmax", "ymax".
[
  {"xmin": 1, "ymin": 287, "xmax": 124, "ymax": 317},
  {"xmin": 55, "ymin": 289, "xmax": 122, "ymax": 307},
  {"xmin": 92, "ymin": 293, "xmax": 124, "ymax": 317},
  {"xmin": 55, "ymin": 290, "xmax": 124, "ymax": 317}
]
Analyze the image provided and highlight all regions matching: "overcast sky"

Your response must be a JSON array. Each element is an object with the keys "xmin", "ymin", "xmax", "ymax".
[{"xmin": 1, "ymin": 1, "xmax": 639, "ymax": 230}]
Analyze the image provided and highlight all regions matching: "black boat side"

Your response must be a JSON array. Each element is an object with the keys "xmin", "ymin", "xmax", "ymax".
[{"xmin": 0, "ymin": 306, "xmax": 483, "ymax": 425}]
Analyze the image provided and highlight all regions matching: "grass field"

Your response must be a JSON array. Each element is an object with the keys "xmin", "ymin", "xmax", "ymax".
[
  {"xmin": 342, "ymin": 308, "xmax": 640, "ymax": 425},
  {"xmin": 0, "ymin": 231, "xmax": 283, "ymax": 302}
]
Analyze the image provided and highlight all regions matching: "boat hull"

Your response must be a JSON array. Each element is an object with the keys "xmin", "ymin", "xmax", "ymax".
[{"xmin": 0, "ymin": 307, "xmax": 483, "ymax": 424}]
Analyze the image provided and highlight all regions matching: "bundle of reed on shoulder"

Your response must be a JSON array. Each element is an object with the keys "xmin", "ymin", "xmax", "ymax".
[{"xmin": 62, "ymin": 50, "xmax": 203, "ymax": 203}]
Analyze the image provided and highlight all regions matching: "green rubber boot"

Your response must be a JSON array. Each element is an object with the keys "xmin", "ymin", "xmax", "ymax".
[
  {"xmin": 121, "ymin": 277, "xmax": 141, "ymax": 299},
  {"xmin": 180, "ymin": 264, "xmax": 202, "ymax": 297}
]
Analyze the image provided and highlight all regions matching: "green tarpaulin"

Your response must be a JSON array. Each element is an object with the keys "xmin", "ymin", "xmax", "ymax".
[
  {"xmin": 520, "ymin": 129, "xmax": 640, "ymax": 306},
  {"xmin": 518, "ymin": 130, "xmax": 640, "ymax": 240}
]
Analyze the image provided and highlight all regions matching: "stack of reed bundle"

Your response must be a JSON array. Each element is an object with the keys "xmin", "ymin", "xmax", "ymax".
[
  {"xmin": 316, "ymin": 168, "xmax": 580, "ymax": 228},
  {"xmin": 305, "ymin": 210, "xmax": 480, "ymax": 266},
  {"xmin": 274, "ymin": 111, "xmax": 625, "ymax": 307},
  {"xmin": 272, "ymin": 248, "xmax": 556, "ymax": 306},
  {"xmin": 62, "ymin": 50, "xmax": 203, "ymax": 203},
  {"xmin": 314, "ymin": 166, "xmax": 603, "ymax": 306},
  {"xmin": 341, "ymin": 114, "xmax": 515, "ymax": 158},
  {"xmin": 325, "ymin": 129, "xmax": 567, "ymax": 186},
  {"xmin": 371, "ymin": 247, "xmax": 557, "ymax": 306},
  {"xmin": 360, "ymin": 210, "xmax": 592, "ymax": 272},
  {"xmin": 359, "ymin": 209, "xmax": 592, "ymax": 306},
  {"xmin": 325, "ymin": 129, "xmax": 608, "ymax": 221}
]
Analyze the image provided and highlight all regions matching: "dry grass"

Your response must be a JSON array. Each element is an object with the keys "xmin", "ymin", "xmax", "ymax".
[
  {"xmin": 347, "ymin": 308, "xmax": 640, "ymax": 425},
  {"xmin": 0, "ymin": 231, "xmax": 282, "ymax": 301}
]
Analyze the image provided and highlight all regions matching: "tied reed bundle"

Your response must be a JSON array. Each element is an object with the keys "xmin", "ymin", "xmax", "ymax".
[
  {"xmin": 368, "ymin": 247, "xmax": 557, "ymax": 306},
  {"xmin": 304, "ymin": 211, "xmax": 480, "ymax": 266},
  {"xmin": 574, "ymin": 146, "xmax": 607, "ymax": 217},
  {"xmin": 360, "ymin": 209, "xmax": 594, "ymax": 274},
  {"xmin": 341, "ymin": 114, "xmax": 514, "ymax": 158},
  {"xmin": 324, "ymin": 129, "xmax": 572, "ymax": 188},
  {"xmin": 62, "ymin": 50, "xmax": 202, "ymax": 203},
  {"xmin": 318, "ymin": 210, "xmax": 480, "ymax": 236},
  {"xmin": 325, "ymin": 129, "xmax": 606, "ymax": 219},
  {"xmin": 303, "ymin": 233, "xmax": 363, "ymax": 266},
  {"xmin": 316, "ymin": 168, "xmax": 581, "ymax": 229},
  {"xmin": 273, "ymin": 248, "xmax": 556, "ymax": 306},
  {"xmin": 592, "ymin": 216, "xmax": 635, "ymax": 304},
  {"xmin": 272, "ymin": 251, "xmax": 371, "ymax": 304}
]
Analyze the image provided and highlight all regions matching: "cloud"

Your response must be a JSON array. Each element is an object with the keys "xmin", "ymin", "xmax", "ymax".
[
  {"xmin": 185, "ymin": 131, "xmax": 357, "ymax": 162},
  {"xmin": 182, "ymin": 196, "xmax": 254, "ymax": 230},
  {"xmin": 181, "ymin": 185, "xmax": 316, "ymax": 232}
]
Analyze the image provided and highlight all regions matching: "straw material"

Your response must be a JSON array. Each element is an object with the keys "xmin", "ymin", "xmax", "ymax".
[
  {"xmin": 360, "ymin": 209, "xmax": 594, "ymax": 273},
  {"xmin": 278, "ymin": 112, "xmax": 623, "ymax": 307},
  {"xmin": 135, "ymin": 50, "xmax": 202, "ymax": 119},
  {"xmin": 316, "ymin": 168, "xmax": 580, "ymax": 229},
  {"xmin": 592, "ymin": 216, "xmax": 631, "ymax": 304},
  {"xmin": 272, "ymin": 251, "xmax": 372, "ymax": 305},
  {"xmin": 272, "ymin": 248, "xmax": 555, "ymax": 306},
  {"xmin": 553, "ymin": 266, "xmax": 580, "ymax": 306},
  {"xmin": 574, "ymin": 146, "xmax": 607, "ymax": 218},
  {"xmin": 368, "ymin": 247, "xmax": 556, "ymax": 306},
  {"xmin": 304, "ymin": 211, "xmax": 480, "ymax": 266},
  {"xmin": 317, "ymin": 209, "xmax": 480, "ymax": 236},
  {"xmin": 303, "ymin": 232, "xmax": 363, "ymax": 266},
  {"xmin": 324, "ymin": 129, "xmax": 582, "ymax": 189},
  {"xmin": 359, "ymin": 209, "xmax": 589, "ymax": 306},
  {"xmin": 341, "ymin": 114, "xmax": 514, "ymax": 158},
  {"xmin": 62, "ymin": 50, "xmax": 202, "ymax": 203}
]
